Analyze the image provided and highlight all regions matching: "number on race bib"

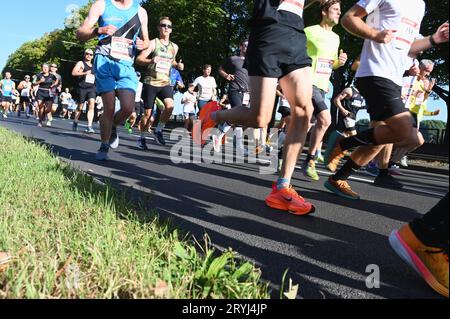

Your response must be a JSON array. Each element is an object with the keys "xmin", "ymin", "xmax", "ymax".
[
  {"xmin": 315, "ymin": 58, "xmax": 333, "ymax": 76},
  {"xmin": 155, "ymin": 58, "xmax": 172, "ymax": 74},
  {"xmin": 85, "ymin": 74, "xmax": 96, "ymax": 84},
  {"xmin": 242, "ymin": 92, "xmax": 250, "ymax": 106},
  {"xmin": 394, "ymin": 17, "xmax": 419, "ymax": 51},
  {"xmin": 110, "ymin": 37, "xmax": 134, "ymax": 62}
]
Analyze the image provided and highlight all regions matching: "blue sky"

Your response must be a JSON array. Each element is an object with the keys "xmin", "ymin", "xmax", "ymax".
[
  {"xmin": 0, "ymin": 0, "xmax": 89, "ymax": 71},
  {"xmin": 0, "ymin": 1, "xmax": 447, "ymax": 120}
]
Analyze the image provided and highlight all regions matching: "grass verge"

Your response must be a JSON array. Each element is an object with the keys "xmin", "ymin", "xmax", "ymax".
[{"xmin": 0, "ymin": 127, "xmax": 269, "ymax": 299}]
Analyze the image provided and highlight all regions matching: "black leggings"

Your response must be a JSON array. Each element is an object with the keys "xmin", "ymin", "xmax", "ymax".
[{"xmin": 410, "ymin": 193, "xmax": 449, "ymax": 249}]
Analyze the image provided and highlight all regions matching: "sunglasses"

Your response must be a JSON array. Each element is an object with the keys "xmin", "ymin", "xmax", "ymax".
[
  {"xmin": 85, "ymin": 53, "xmax": 93, "ymax": 56},
  {"xmin": 51, "ymin": 66, "xmax": 57, "ymax": 68},
  {"xmin": 160, "ymin": 24, "xmax": 172, "ymax": 29}
]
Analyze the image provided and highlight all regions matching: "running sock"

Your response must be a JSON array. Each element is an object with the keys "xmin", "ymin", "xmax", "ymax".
[
  {"xmin": 410, "ymin": 193, "xmax": 449, "ymax": 248},
  {"xmin": 277, "ymin": 178, "xmax": 290, "ymax": 190},
  {"xmin": 155, "ymin": 122, "xmax": 166, "ymax": 133},
  {"xmin": 340, "ymin": 128, "xmax": 377, "ymax": 151},
  {"xmin": 332, "ymin": 158, "xmax": 361, "ymax": 181},
  {"xmin": 305, "ymin": 153, "xmax": 317, "ymax": 164},
  {"xmin": 316, "ymin": 149, "xmax": 323, "ymax": 158}
]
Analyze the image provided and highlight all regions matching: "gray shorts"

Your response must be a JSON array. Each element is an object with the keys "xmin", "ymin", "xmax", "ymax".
[{"xmin": 312, "ymin": 86, "xmax": 328, "ymax": 116}]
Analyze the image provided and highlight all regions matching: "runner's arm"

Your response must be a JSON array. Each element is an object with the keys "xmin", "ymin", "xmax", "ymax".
[
  {"xmin": 409, "ymin": 22, "xmax": 449, "ymax": 56},
  {"xmin": 136, "ymin": 40, "xmax": 156, "ymax": 66},
  {"xmin": 76, "ymin": 0, "xmax": 107, "ymax": 41},
  {"xmin": 342, "ymin": 5, "xmax": 395, "ymax": 43},
  {"xmin": 137, "ymin": 7, "xmax": 150, "ymax": 51},
  {"xmin": 334, "ymin": 88, "xmax": 352, "ymax": 116},
  {"xmin": 72, "ymin": 61, "xmax": 89, "ymax": 77}
]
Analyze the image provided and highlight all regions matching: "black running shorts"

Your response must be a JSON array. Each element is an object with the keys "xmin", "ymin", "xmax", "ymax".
[
  {"xmin": 355, "ymin": 76, "xmax": 408, "ymax": 122},
  {"xmin": 36, "ymin": 89, "xmax": 53, "ymax": 102},
  {"xmin": 312, "ymin": 86, "xmax": 328, "ymax": 116},
  {"xmin": 143, "ymin": 84, "xmax": 173, "ymax": 110},
  {"xmin": 244, "ymin": 22, "xmax": 311, "ymax": 79},
  {"xmin": 278, "ymin": 106, "xmax": 291, "ymax": 118},
  {"xmin": 77, "ymin": 88, "xmax": 96, "ymax": 104}
]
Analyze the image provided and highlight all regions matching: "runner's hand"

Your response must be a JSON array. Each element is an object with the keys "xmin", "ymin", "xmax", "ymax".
[
  {"xmin": 338, "ymin": 49, "xmax": 348, "ymax": 67},
  {"xmin": 432, "ymin": 22, "xmax": 449, "ymax": 44},
  {"xmin": 373, "ymin": 29, "xmax": 396, "ymax": 44},
  {"xmin": 226, "ymin": 74, "xmax": 235, "ymax": 81},
  {"xmin": 433, "ymin": 109, "xmax": 441, "ymax": 116},
  {"xmin": 98, "ymin": 25, "xmax": 117, "ymax": 36}
]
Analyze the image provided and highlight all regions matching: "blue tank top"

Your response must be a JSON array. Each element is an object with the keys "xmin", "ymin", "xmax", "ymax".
[
  {"xmin": 96, "ymin": 0, "xmax": 141, "ymax": 64},
  {"xmin": 1, "ymin": 79, "xmax": 14, "ymax": 97}
]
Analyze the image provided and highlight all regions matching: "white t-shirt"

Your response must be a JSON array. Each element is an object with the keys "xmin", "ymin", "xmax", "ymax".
[
  {"xmin": 193, "ymin": 76, "xmax": 217, "ymax": 101},
  {"xmin": 355, "ymin": 0, "xmax": 425, "ymax": 86},
  {"xmin": 135, "ymin": 82, "xmax": 143, "ymax": 103},
  {"xmin": 182, "ymin": 91, "xmax": 197, "ymax": 114},
  {"xmin": 60, "ymin": 92, "xmax": 72, "ymax": 104}
]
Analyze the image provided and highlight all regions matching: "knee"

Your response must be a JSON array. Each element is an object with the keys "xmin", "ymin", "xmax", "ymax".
[{"xmin": 247, "ymin": 115, "xmax": 270, "ymax": 128}]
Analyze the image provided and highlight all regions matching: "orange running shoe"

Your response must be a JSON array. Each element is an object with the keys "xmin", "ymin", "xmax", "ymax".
[
  {"xmin": 266, "ymin": 183, "xmax": 315, "ymax": 215},
  {"xmin": 324, "ymin": 131, "xmax": 346, "ymax": 172},
  {"xmin": 195, "ymin": 101, "xmax": 222, "ymax": 145},
  {"xmin": 389, "ymin": 224, "xmax": 449, "ymax": 298},
  {"xmin": 324, "ymin": 176, "xmax": 360, "ymax": 200}
]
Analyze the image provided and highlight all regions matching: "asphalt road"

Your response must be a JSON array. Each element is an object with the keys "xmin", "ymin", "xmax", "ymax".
[{"xmin": 1, "ymin": 114, "xmax": 448, "ymax": 299}]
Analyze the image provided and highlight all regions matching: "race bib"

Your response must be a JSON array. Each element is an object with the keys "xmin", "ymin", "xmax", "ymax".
[
  {"xmin": 278, "ymin": 0, "xmax": 305, "ymax": 17},
  {"xmin": 156, "ymin": 58, "xmax": 172, "ymax": 74},
  {"xmin": 395, "ymin": 17, "xmax": 419, "ymax": 51},
  {"xmin": 201, "ymin": 87, "xmax": 213, "ymax": 99},
  {"xmin": 242, "ymin": 92, "xmax": 250, "ymax": 106},
  {"xmin": 344, "ymin": 117, "xmax": 356, "ymax": 129},
  {"xmin": 315, "ymin": 58, "xmax": 333, "ymax": 76},
  {"xmin": 110, "ymin": 37, "xmax": 134, "ymax": 62},
  {"xmin": 415, "ymin": 93, "xmax": 425, "ymax": 106},
  {"xmin": 351, "ymin": 100, "xmax": 362, "ymax": 108},
  {"xmin": 85, "ymin": 74, "xmax": 96, "ymax": 84}
]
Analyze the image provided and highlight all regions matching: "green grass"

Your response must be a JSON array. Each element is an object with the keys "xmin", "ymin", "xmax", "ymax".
[{"xmin": 0, "ymin": 127, "xmax": 269, "ymax": 299}]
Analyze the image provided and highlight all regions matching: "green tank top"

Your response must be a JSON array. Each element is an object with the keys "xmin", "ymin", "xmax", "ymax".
[{"xmin": 144, "ymin": 39, "xmax": 176, "ymax": 87}]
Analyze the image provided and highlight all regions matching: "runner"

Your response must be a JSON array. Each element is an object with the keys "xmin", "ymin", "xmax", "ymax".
[
  {"xmin": 59, "ymin": 88, "xmax": 73, "ymax": 119},
  {"xmin": 193, "ymin": 64, "xmax": 217, "ymax": 110},
  {"xmin": 390, "ymin": 193, "xmax": 449, "ymax": 298},
  {"xmin": 392, "ymin": 60, "xmax": 440, "ymax": 171},
  {"xmin": 47, "ymin": 63, "xmax": 62, "ymax": 127},
  {"xmin": 136, "ymin": 17, "xmax": 183, "ymax": 148},
  {"xmin": 170, "ymin": 66, "xmax": 185, "ymax": 92},
  {"xmin": 201, "ymin": 0, "xmax": 321, "ymax": 215},
  {"xmin": 181, "ymin": 83, "xmax": 197, "ymax": 131},
  {"xmin": 33, "ymin": 63, "xmax": 57, "ymax": 128},
  {"xmin": 0, "ymin": 72, "xmax": 16, "ymax": 119},
  {"xmin": 333, "ymin": 85, "xmax": 366, "ymax": 137},
  {"xmin": 76, "ymin": 0, "xmax": 150, "ymax": 161},
  {"xmin": 17, "ymin": 75, "xmax": 33, "ymax": 118},
  {"xmin": 324, "ymin": 0, "xmax": 449, "ymax": 200},
  {"xmin": 302, "ymin": 0, "xmax": 347, "ymax": 181},
  {"xmin": 72, "ymin": 49, "xmax": 97, "ymax": 134},
  {"xmin": 213, "ymin": 39, "xmax": 250, "ymax": 155},
  {"xmin": 124, "ymin": 71, "xmax": 143, "ymax": 134}
]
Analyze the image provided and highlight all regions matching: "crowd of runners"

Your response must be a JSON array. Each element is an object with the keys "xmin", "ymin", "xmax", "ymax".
[{"xmin": 0, "ymin": 0, "xmax": 448, "ymax": 298}]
